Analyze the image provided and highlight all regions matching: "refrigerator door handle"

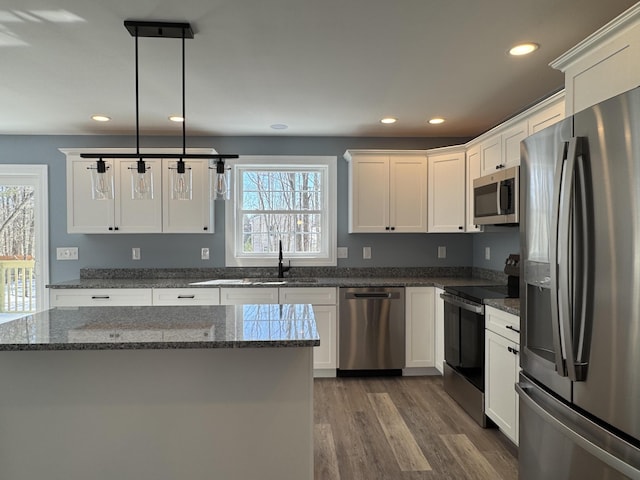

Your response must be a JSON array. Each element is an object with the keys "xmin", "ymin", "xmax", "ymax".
[
  {"xmin": 550, "ymin": 141, "xmax": 570, "ymax": 376},
  {"xmin": 517, "ymin": 382, "xmax": 640, "ymax": 479}
]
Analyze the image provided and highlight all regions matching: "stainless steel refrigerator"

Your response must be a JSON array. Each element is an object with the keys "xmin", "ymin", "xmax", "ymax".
[{"xmin": 518, "ymin": 85, "xmax": 640, "ymax": 479}]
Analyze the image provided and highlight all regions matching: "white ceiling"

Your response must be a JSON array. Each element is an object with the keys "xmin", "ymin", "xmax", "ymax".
[{"xmin": 1, "ymin": 0, "xmax": 637, "ymax": 138}]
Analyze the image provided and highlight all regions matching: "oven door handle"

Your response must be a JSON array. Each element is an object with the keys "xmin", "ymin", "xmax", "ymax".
[{"xmin": 440, "ymin": 293, "xmax": 484, "ymax": 314}]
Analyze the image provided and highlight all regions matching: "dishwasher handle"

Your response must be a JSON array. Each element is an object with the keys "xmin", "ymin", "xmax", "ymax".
[
  {"xmin": 440, "ymin": 292, "xmax": 484, "ymax": 314},
  {"xmin": 344, "ymin": 292, "xmax": 400, "ymax": 300}
]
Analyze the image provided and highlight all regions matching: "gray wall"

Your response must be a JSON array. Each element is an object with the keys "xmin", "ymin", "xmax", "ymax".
[
  {"xmin": 471, "ymin": 227, "xmax": 520, "ymax": 271},
  {"xmin": 1, "ymin": 133, "xmax": 518, "ymax": 282}
]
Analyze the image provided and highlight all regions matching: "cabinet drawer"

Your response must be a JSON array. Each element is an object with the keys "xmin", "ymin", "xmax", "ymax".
[
  {"xmin": 152, "ymin": 288, "xmax": 220, "ymax": 306},
  {"xmin": 50, "ymin": 288, "xmax": 152, "ymax": 307},
  {"xmin": 163, "ymin": 327, "xmax": 216, "ymax": 342},
  {"xmin": 485, "ymin": 306, "xmax": 520, "ymax": 344},
  {"xmin": 279, "ymin": 287, "xmax": 337, "ymax": 305},
  {"xmin": 219, "ymin": 287, "xmax": 279, "ymax": 305}
]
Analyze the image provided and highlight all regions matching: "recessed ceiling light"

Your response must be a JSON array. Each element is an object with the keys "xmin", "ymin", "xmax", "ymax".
[
  {"xmin": 270, "ymin": 124, "xmax": 288, "ymax": 130},
  {"xmin": 168, "ymin": 115, "xmax": 184, "ymax": 122},
  {"xmin": 509, "ymin": 42, "xmax": 539, "ymax": 56},
  {"xmin": 91, "ymin": 115, "xmax": 111, "ymax": 122},
  {"xmin": 429, "ymin": 117, "xmax": 445, "ymax": 125},
  {"xmin": 380, "ymin": 117, "xmax": 397, "ymax": 124}
]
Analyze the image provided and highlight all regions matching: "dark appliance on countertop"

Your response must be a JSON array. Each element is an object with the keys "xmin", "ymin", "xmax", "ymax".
[
  {"xmin": 440, "ymin": 283, "xmax": 511, "ymax": 427},
  {"xmin": 504, "ymin": 254, "xmax": 520, "ymax": 298},
  {"xmin": 518, "ymin": 86, "xmax": 640, "ymax": 479},
  {"xmin": 338, "ymin": 287, "xmax": 405, "ymax": 375}
]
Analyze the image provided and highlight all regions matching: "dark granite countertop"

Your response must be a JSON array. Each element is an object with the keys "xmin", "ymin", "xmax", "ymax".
[
  {"xmin": 0, "ymin": 304, "xmax": 320, "ymax": 351},
  {"xmin": 484, "ymin": 298, "xmax": 520, "ymax": 316},
  {"xmin": 47, "ymin": 275, "xmax": 499, "ymax": 290}
]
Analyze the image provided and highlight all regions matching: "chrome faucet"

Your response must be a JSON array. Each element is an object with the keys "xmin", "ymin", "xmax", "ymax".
[{"xmin": 278, "ymin": 240, "xmax": 290, "ymax": 278}]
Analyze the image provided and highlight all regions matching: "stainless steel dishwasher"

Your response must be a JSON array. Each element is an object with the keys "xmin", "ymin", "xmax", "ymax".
[{"xmin": 338, "ymin": 287, "xmax": 405, "ymax": 374}]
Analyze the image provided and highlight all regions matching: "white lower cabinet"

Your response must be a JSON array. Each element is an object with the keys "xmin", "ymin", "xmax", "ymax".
[
  {"xmin": 50, "ymin": 288, "xmax": 153, "ymax": 307},
  {"xmin": 219, "ymin": 287, "xmax": 279, "ymax": 305},
  {"xmin": 434, "ymin": 287, "xmax": 445, "ymax": 374},
  {"xmin": 405, "ymin": 287, "xmax": 435, "ymax": 369},
  {"xmin": 152, "ymin": 288, "xmax": 220, "ymax": 305},
  {"xmin": 485, "ymin": 306, "xmax": 520, "ymax": 445}
]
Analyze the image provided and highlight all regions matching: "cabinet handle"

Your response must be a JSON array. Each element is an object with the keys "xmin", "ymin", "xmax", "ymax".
[
  {"xmin": 91, "ymin": 295, "xmax": 110, "ymax": 299},
  {"xmin": 177, "ymin": 295, "xmax": 196, "ymax": 299},
  {"xmin": 506, "ymin": 325, "xmax": 520, "ymax": 334},
  {"xmin": 508, "ymin": 346, "xmax": 519, "ymax": 355}
]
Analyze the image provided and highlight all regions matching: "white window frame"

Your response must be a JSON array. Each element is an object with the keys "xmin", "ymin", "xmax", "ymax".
[{"xmin": 225, "ymin": 155, "xmax": 337, "ymax": 267}]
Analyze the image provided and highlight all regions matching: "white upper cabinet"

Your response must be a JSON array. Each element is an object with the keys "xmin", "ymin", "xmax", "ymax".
[
  {"xmin": 527, "ymin": 93, "xmax": 565, "ymax": 134},
  {"xmin": 66, "ymin": 156, "xmax": 163, "ymax": 234},
  {"xmin": 63, "ymin": 149, "xmax": 215, "ymax": 234},
  {"xmin": 551, "ymin": 4, "xmax": 640, "ymax": 115},
  {"xmin": 161, "ymin": 158, "xmax": 213, "ymax": 233},
  {"xmin": 479, "ymin": 120, "xmax": 526, "ymax": 176},
  {"xmin": 465, "ymin": 144, "xmax": 482, "ymax": 232},
  {"xmin": 427, "ymin": 148, "xmax": 466, "ymax": 233},
  {"xmin": 344, "ymin": 150, "xmax": 428, "ymax": 233}
]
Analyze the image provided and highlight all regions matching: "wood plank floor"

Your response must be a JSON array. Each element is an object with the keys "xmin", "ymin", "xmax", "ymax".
[{"xmin": 314, "ymin": 376, "xmax": 518, "ymax": 480}]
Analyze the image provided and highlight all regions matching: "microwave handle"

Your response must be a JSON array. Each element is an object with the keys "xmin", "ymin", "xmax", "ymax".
[{"xmin": 496, "ymin": 180, "xmax": 503, "ymax": 214}]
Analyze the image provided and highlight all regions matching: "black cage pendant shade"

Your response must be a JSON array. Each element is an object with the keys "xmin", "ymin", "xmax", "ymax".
[{"xmin": 81, "ymin": 20, "xmax": 238, "ymax": 201}]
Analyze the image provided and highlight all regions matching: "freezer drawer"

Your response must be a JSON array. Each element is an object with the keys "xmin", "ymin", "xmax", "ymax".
[{"xmin": 517, "ymin": 374, "xmax": 640, "ymax": 480}]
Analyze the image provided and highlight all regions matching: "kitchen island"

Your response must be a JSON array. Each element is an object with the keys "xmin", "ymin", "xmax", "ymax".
[{"xmin": 0, "ymin": 304, "xmax": 319, "ymax": 480}]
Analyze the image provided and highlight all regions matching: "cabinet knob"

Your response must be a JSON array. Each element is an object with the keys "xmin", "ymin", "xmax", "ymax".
[
  {"xmin": 108, "ymin": 227, "xmax": 113, "ymax": 231},
  {"xmin": 458, "ymin": 226, "xmax": 463, "ymax": 230},
  {"xmin": 114, "ymin": 227, "xmax": 119, "ymax": 231},
  {"xmin": 385, "ymin": 226, "xmax": 390, "ymax": 231},
  {"xmin": 203, "ymin": 226, "xmax": 208, "ymax": 231},
  {"xmin": 507, "ymin": 346, "xmax": 519, "ymax": 355},
  {"xmin": 390, "ymin": 227, "xmax": 395, "ymax": 231}
]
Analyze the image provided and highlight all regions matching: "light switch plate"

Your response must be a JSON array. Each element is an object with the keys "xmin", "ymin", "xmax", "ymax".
[
  {"xmin": 363, "ymin": 246, "xmax": 371, "ymax": 259},
  {"xmin": 337, "ymin": 247, "xmax": 348, "ymax": 259},
  {"xmin": 485, "ymin": 247, "xmax": 491, "ymax": 260},
  {"xmin": 132, "ymin": 247, "xmax": 141, "ymax": 260},
  {"xmin": 56, "ymin": 247, "xmax": 78, "ymax": 260},
  {"xmin": 438, "ymin": 246, "xmax": 446, "ymax": 259},
  {"xmin": 201, "ymin": 248, "xmax": 210, "ymax": 260}
]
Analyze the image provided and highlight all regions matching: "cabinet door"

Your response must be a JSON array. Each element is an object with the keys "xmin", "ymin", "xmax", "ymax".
[
  {"xmin": 405, "ymin": 287, "xmax": 435, "ymax": 368},
  {"xmin": 466, "ymin": 145, "xmax": 482, "ymax": 232},
  {"xmin": 348, "ymin": 154, "xmax": 390, "ymax": 233},
  {"xmin": 480, "ymin": 136, "xmax": 502, "ymax": 175},
  {"xmin": 219, "ymin": 287, "xmax": 279, "ymax": 305},
  {"xmin": 428, "ymin": 151, "xmax": 465, "ymax": 233},
  {"xmin": 390, "ymin": 154, "xmax": 428, "ymax": 232},
  {"xmin": 279, "ymin": 287, "xmax": 337, "ymax": 305},
  {"xmin": 434, "ymin": 287, "xmax": 445, "ymax": 374},
  {"xmin": 485, "ymin": 330, "xmax": 519, "ymax": 444},
  {"xmin": 162, "ymin": 159, "xmax": 213, "ymax": 233},
  {"xmin": 311, "ymin": 305, "xmax": 337, "ymax": 370},
  {"xmin": 115, "ymin": 159, "xmax": 162, "ymax": 233},
  {"xmin": 528, "ymin": 98, "xmax": 565, "ymax": 134},
  {"xmin": 67, "ymin": 157, "xmax": 114, "ymax": 233},
  {"xmin": 486, "ymin": 306, "xmax": 520, "ymax": 344},
  {"xmin": 501, "ymin": 121, "xmax": 527, "ymax": 169}
]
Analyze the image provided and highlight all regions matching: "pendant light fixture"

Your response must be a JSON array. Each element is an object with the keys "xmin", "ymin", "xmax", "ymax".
[{"xmin": 80, "ymin": 21, "xmax": 238, "ymax": 201}]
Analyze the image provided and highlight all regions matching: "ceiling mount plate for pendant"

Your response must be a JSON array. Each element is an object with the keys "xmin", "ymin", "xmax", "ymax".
[{"xmin": 124, "ymin": 20, "xmax": 194, "ymax": 39}]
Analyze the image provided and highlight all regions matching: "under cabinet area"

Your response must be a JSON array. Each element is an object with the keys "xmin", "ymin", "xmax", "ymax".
[
  {"xmin": 485, "ymin": 305, "xmax": 520, "ymax": 445},
  {"xmin": 62, "ymin": 149, "xmax": 215, "ymax": 234},
  {"xmin": 427, "ymin": 148, "xmax": 466, "ymax": 232},
  {"xmin": 343, "ymin": 150, "xmax": 428, "ymax": 233}
]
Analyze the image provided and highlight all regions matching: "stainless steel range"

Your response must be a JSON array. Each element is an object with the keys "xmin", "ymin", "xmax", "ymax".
[{"xmin": 440, "ymin": 284, "xmax": 510, "ymax": 427}]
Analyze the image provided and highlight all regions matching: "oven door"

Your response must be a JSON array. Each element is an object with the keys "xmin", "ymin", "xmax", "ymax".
[{"xmin": 441, "ymin": 293, "xmax": 486, "ymax": 390}]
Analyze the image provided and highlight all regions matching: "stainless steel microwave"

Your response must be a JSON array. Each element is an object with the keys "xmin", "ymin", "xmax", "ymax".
[{"xmin": 472, "ymin": 166, "xmax": 519, "ymax": 225}]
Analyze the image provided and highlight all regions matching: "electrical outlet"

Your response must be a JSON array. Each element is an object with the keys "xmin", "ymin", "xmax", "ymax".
[
  {"xmin": 132, "ymin": 247, "xmax": 140, "ymax": 260},
  {"xmin": 201, "ymin": 248, "xmax": 210, "ymax": 260},
  {"xmin": 438, "ymin": 246, "xmax": 446, "ymax": 259},
  {"xmin": 363, "ymin": 246, "xmax": 372, "ymax": 259},
  {"xmin": 56, "ymin": 247, "xmax": 78, "ymax": 260},
  {"xmin": 485, "ymin": 247, "xmax": 491, "ymax": 260},
  {"xmin": 337, "ymin": 247, "xmax": 348, "ymax": 259}
]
